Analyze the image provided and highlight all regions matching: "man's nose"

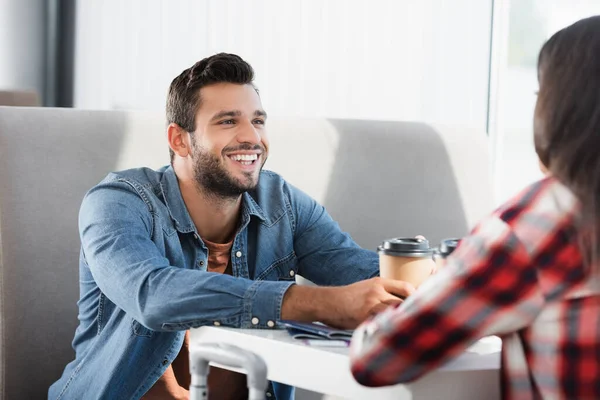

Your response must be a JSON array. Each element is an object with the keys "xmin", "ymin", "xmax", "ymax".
[{"xmin": 236, "ymin": 120, "xmax": 261, "ymax": 144}]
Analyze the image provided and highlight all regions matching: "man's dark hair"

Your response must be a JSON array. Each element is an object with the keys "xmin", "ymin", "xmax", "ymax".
[{"xmin": 166, "ymin": 53, "xmax": 255, "ymax": 162}]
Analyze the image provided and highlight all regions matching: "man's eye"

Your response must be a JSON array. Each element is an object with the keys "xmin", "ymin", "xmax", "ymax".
[
  {"xmin": 220, "ymin": 119, "xmax": 235, "ymax": 125},
  {"xmin": 253, "ymin": 119, "xmax": 265, "ymax": 125}
]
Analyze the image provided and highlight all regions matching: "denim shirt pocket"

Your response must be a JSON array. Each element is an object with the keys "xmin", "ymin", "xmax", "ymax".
[
  {"xmin": 256, "ymin": 251, "xmax": 298, "ymax": 282},
  {"xmin": 160, "ymin": 216, "xmax": 178, "ymax": 237},
  {"xmin": 131, "ymin": 319, "xmax": 154, "ymax": 338}
]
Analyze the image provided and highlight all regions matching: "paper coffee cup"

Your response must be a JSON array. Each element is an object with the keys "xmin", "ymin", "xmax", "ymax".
[
  {"xmin": 377, "ymin": 238, "xmax": 435, "ymax": 288},
  {"xmin": 433, "ymin": 238, "xmax": 460, "ymax": 269}
]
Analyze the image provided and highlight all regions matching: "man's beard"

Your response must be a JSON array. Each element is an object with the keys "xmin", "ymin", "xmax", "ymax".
[{"xmin": 192, "ymin": 144, "xmax": 266, "ymax": 199}]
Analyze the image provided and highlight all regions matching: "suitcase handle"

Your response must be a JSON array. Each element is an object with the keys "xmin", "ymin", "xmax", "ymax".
[{"xmin": 189, "ymin": 342, "xmax": 268, "ymax": 400}]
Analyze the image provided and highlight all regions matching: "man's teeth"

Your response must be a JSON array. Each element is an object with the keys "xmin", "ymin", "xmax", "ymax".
[{"xmin": 229, "ymin": 154, "xmax": 258, "ymax": 162}]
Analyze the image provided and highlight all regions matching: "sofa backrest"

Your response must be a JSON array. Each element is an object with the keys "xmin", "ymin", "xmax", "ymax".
[
  {"xmin": 0, "ymin": 107, "xmax": 492, "ymax": 399},
  {"xmin": 265, "ymin": 118, "xmax": 492, "ymax": 250},
  {"xmin": 0, "ymin": 108, "xmax": 168, "ymax": 399}
]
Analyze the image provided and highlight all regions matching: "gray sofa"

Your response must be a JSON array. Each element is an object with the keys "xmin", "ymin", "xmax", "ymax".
[{"xmin": 0, "ymin": 106, "xmax": 493, "ymax": 399}]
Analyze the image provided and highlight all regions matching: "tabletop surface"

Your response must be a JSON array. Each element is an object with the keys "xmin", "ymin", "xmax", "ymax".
[{"xmin": 190, "ymin": 326, "xmax": 502, "ymax": 400}]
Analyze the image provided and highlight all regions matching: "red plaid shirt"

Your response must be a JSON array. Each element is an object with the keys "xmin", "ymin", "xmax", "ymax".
[{"xmin": 350, "ymin": 177, "xmax": 600, "ymax": 399}]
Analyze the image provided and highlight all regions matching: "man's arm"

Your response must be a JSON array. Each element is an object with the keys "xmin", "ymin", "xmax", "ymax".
[
  {"xmin": 280, "ymin": 180, "xmax": 417, "ymax": 328},
  {"xmin": 80, "ymin": 179, "xmax": 294, "ymax": 330},
  {"xmin": 349, "ymin": 216, "xmax": 546, "ymax": 387},
  {"xmin": 281, "ymin": 278, "xmax": 415, "ymax": 329},
  {"xmin": 285, "ymin": 182, "xmax": 379, "ymax": 285}
]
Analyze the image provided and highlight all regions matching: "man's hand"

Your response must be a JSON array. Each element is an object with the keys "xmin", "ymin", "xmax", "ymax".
[
  {"xmin": 320, "ymin": 277, "xmax": 415, "ymax": 329},
  {"xmin": 281, "ymin": 277, "xmax": 415, "ymax": 330}
]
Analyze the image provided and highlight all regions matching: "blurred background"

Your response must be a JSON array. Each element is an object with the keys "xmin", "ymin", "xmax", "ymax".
[{"xmin": 1, "ymin": 0, "xmax": 600, "ymax": 203}]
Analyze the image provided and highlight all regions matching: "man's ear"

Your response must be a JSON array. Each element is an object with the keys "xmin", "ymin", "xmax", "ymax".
[{"xmin": 167, "ymin": 123, "xmax": 191, "ymax": 158}]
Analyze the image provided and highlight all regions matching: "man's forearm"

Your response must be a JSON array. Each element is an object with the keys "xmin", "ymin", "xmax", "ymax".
[
  {"xmin": 280, "ymin": 284, "xmax": 338, "ymax": 323},
  {"xmin": 280, "ymin": 277, "xmax": 414, "ymax": 329}
]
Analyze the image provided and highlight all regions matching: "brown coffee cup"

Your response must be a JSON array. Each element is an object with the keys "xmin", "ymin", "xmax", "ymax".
[
  {"xmin": 377, "ymin": 238, "xmax": 435, "ymax": 288},
  {"xmin": 433, "ymin": 238, "xmax": 460, "ymax": 270}
]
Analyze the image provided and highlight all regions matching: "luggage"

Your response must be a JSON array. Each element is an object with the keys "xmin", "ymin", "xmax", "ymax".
[{"xmin": 189, "ymin": 342, "xmax": 268, "ymax": 400}]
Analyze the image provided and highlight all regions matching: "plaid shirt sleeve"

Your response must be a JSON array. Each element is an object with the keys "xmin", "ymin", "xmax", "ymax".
[{"xmin": 349, "ymin": 214, "xmax": 547, "ymax": 387}]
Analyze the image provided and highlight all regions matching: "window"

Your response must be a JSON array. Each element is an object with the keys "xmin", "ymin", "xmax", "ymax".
[{"xmin": 491, "ymin": 0, "xmax": 600, "ymax": 203}]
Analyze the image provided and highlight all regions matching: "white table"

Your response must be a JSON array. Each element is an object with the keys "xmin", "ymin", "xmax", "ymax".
[{"xmin": 190, "ymin": 327, "xmax": 501, "ymax": 400}]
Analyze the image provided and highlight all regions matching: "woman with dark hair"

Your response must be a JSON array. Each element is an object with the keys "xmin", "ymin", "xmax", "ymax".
[{"xmin": 350, "ymin": 16, "xmax": 600, "ymax": 399}]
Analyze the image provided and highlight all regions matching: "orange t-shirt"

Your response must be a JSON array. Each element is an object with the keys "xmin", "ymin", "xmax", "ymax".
[
  {"xmin": 142, "ymin": 237, "xmax": 249, "ymax": 399},
  {"xmin": 203, "ymin": 237, "xmax": 233, "ymax": 274}
]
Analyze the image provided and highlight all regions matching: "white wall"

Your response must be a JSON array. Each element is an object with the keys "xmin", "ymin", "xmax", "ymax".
[
  {"xmin": 74, "ymin": 0, "xmax": 492, "ymax": 131},
  {"xmin": 0, "ymin": 0, "xmax": 46, "ymax": 97}
]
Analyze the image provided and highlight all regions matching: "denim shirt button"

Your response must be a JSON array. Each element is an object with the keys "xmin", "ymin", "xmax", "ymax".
[
  {"xmin": 289, "ymin": 270, "xmax": 295, "ymax": 277},
  {"xmin": 198, "ymin": 260, "xmax": 204, "ymax": 266},
  {"xmin": 235, "ymin": 251, "xmax": 242, "ymax": 258},
  {"xmin": 267, "ymin": 320, "xmax": 275, "ymax": 328},
  {"xmin": 251, "ymin": 317, "xmax": 259, "ymax": 325},
  {"xmin": 162, "ymin": 359, "xmax": 169, "ymax": 366},
  {"xmin": 213, "ymin": 321, "xmax": 221, "ymax": 326},
  {"xmin": 193, "ymin": 233, "xmax": 200, "ymax": 241},
  {"xmin": 266, "ymin": 392, "xmax": 272, "ymax": 398}
]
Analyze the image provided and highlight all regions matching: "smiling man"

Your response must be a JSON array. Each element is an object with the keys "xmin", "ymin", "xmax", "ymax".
[{"xmin": 49, "ymin": 53, "xmax": 414, "ymax": 400}]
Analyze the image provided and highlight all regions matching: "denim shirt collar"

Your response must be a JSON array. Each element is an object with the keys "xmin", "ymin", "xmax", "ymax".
[{"xmin": 160, "ymin": 166, "xmax": 267, "ymax": 234}]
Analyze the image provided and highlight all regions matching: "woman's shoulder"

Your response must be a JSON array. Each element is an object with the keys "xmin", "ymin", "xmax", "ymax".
[
  {"xmin": 494, "ymin": 177, "xmax": 580, "ymax": 226},
  {"xmin": 491, "ymin": 177, "xmax": 581, "ymax": 263}
]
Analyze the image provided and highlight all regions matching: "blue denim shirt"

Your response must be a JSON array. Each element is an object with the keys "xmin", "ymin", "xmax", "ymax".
[{"xmin": 49, "ymin": 166, "xmax": 378, "ymax": 400}]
